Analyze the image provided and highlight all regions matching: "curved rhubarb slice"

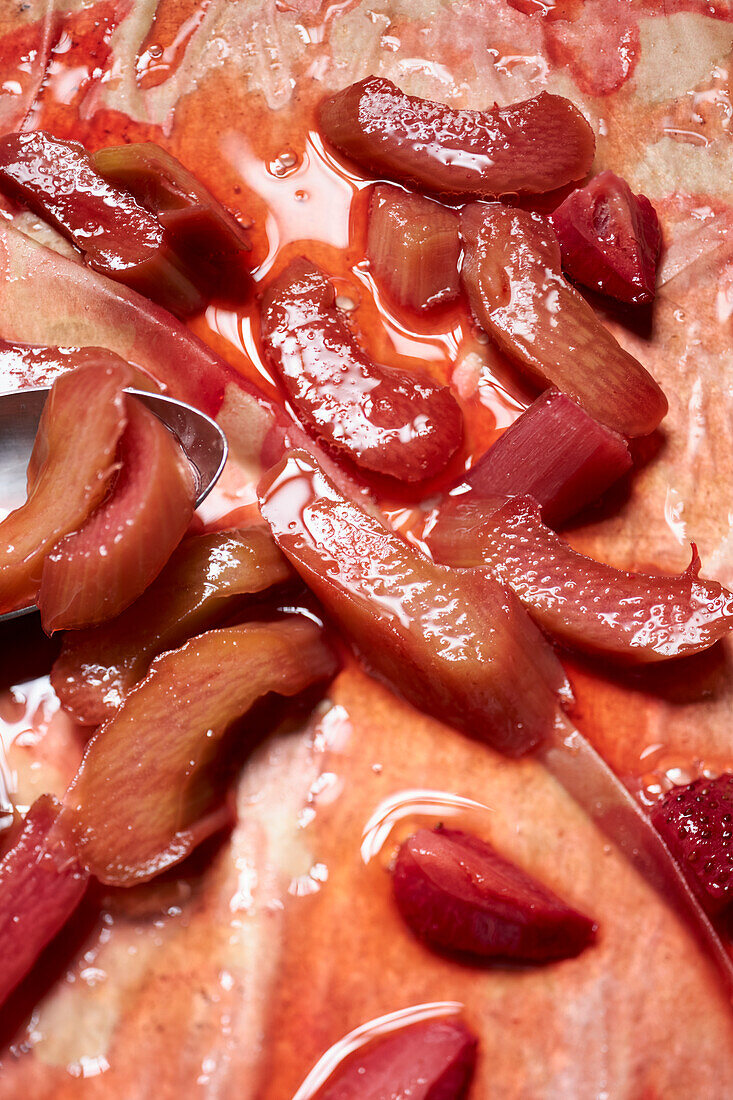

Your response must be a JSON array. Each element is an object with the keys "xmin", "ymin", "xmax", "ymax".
[
  {"xmin": 62, "ymin": 618, "xmax": 337, "ymax": 885},
  {"xmin": 0, "ymin": 795, "xmax": 88, "ymax": 1007},
  {"xmin": 430, "ymin": 495, "xmax": 733, "ymax": 663},
  {"xmin": 367, "ymin": 184, "xmax": 461, "ymax": 311},
  {"xmin": 259, "ymin": 451, "xmax": 569, "ymax": 757},
  {"xmin": 261, "ymin": 258, "xmax": 463, "ymax": 481},
  {"xmin": 318, "ymin": 77, "xmax": 595, "ymax": 197},
  {"xmin": 52, "ymin": 527, "xmax": 292, "ymax": 725},
  {"xmin": 550, "ymin": 171, "xmax": 662, "ymax": 304},
  {"xmin": 0, "ymin": 360, "xmax": 131, "ymax": 613},
  {"xmin": 93, "ymin": 142, "xmax": 252, "ymax": 304},
  {"xmin": 313, "ymin": 1016, "xmax": 477, "ymax": 1100},
  {"xmin": 431, "ymin": 388, "xmax": 631, "ymax": 535},
  {"xmin": 0, "ymin": 340, "xmax": 161, "ymax": 400},
  {"xmin": 393, "ymin": 826, "xmax": 596, "ymax": 962},
  {"xmin": 0, "ymin": 131, "xmax": 202, "ymax": 317},
  {"xmin": 460, "ymin": 203, "xmax": 667, "ymax": 437},
  {"xmin": 38, "ymin": 395, "xmax": 197, "ymax": 632}
]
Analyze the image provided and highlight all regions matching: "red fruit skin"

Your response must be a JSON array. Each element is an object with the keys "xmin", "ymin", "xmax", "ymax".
[
  {"xmin": 318, "ymin": 76, "xmax": 595, "ymax": 197},
  {"xmin": 38, "ymin": 395, "xmax": 197, "ymax": 632},
  {"xmin": 367, "ymin": 184, "xmax": 461, "ymax": 311},
  {"xmin": 431, "ymin": 388, "xmax": 631, "ymax": 533},
  {"xmin": 550, "ymin": 170, "xmax": 662, "ymax": 305},
  {"xmin": 260, "ymin": 257, "xmax": 463, "ymax": 482},
  {"xmin": 0, "ymin": 795, "xmax": 88, "ymax": 1008},
  {"xmin": 460, "ymin": 202, "xmax": 667, "ymax": 437},
  {"xmin": 651, "ymin": 775, "xmax": 733, "ymax": 917},
  {"xmin": 314, "ymin": 1017, "xmax": 477, "ymax": 1100},
  {"xmin": 429, "ymin": 495, "xmax": 733, "ymax": 664},
  {"xmin": 0, "ymin": 131, "xmax": 202, "ymax": 317},
  {"xmin": 393, "ymin": 826, "xmax": 596, "ymax": 963}
]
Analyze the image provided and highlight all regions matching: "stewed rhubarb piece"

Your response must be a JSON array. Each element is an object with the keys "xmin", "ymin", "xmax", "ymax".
[
  {"xmin": 431, "ymin": 388, "xmax": 631, "ymax": 533},
  {"xmin": 651, "ymin": 775, "xmax": 733, "ymax": 916},
  {"xmin": 0, "ymin": 360, "xmax": 131, "ymax": 614},
  {"xmin": 62, "ymin": 618, "xmax": 336, "ymax": 884},
  {"xmin": 38, "ymin": 395, "xmax": 197, "ymax": 632},
  {"xmin": 0, "ymin": 339, "xmax": 158, "ymax": 394},
  {"xmin": 0, "ymin": 131, "xmax": 202, "ymax": 317},
  {"xmin": 367, "ymin": 184, "xmax": 461, "ymax": 311},
  {"xmin": 0, "ymin": 795, "xmax": 88, "ymax": 1007},
  {"xmin": 313, "ymin": 1016, "xmax": 477, "ymax": 1100},
  {"xmin": 93, "ymin": 142, "xmax": 252, "ymax": 304},
  {"xmin": 393, "ymin": 826, "xmax": 596, "ymax": 962},
  {"xmin": 550, "ymin": 171, "xmax": 662, "ymax": 304},
  {"xmin": 429, "ymin": 495, "xmax": 733, "ymax": 663},
  {"xmin": 460, "ymin": 203, "xmax": 667, "ymax": 437},
  {"xmin": 261, "ymin": 258, "xmax": 463, "ymax": 481},
  {"xmin": 52, "ymin": 527, "xmax": 292, "ymax": 725},
  {"xmin": 259, "ymin": 451, "xmax": 569, "ymax": 757},
  {"xmin": 319, "ymin": 76, "xmax": 595, "ymax": 197}
]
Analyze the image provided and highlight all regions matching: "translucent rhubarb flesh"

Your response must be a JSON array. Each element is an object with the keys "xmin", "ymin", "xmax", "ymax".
[
  {"xmin": 258, "ymin": 451, "xmax": 570, "ymax": 757},
  {"xmin": 52, "ymin": 527, "xmax": 292, "ymax": 725},
  {"xmin": 429, "ymin": 495, "xmax": 733, "ymax": 663},
  {"xmin": 38, "ymin": 395, "xmax": 197, "ymax": 632},
  {"xmin": 261, "ymin": 257, "xmax": 463, "ymax": 481},
  {"xmin": 460, "ymin": 203, "xmax": 668, "ymax": 437},
  {"xmin": 318, "ymin": 77, "xmax": 595, "ymax": 197},
  {"xmin": 367, "ymin": 184, "xmax": 461, "ymax": 311},
  {"xmin": 313, "ymin": 1016, "xmax": 477, "ymax": 1100},
  {"xmin": 550, "ymin": 170, "xmax": 662, "ymax": 304},
  {"xmin": 393, "ymin": 826, "xmax": 596, "ymax": 962},
  {"xmin": 0, "ymin": 359, "xmax": 131, "ymax": 613},
  {"xmin": 0, "ymin": 795, "xmax": 88, "ymax": 1007},
  {"xmin": 0, "ymin": 131, "xmax": 202, "ymax": 317},
  {"xmin": 62, "ymin": 619, "xmax": 337, "ymax": 885}
]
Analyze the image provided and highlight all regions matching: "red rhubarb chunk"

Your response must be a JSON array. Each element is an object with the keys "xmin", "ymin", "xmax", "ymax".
[
  {"xmin": 393, "ymin": 826, "xmax": 596, "ymax": 962},
  {"xmin": 314, "ymin": 1016, "xmax": 477, "ymax": 1100},
  {"xmin": 52, "ymin": 527, "xmax": 292, "ymax": 725},
  {"xmin": 429, "ymin": 495, "xmax": 733, "ymax": 663},
  {"xmin": 460, "ymin": 203, "xmax": 667, "ymax": 437},
  {"xmin": 0, "ymin": 340, "xmax": 161, "ymax": 397},
  {"xmin": 259, "ymin": 451, "xmax": 570, "ymax": 757},
  {"xmin": 0, "ymin": 131, "xmax": 202, "ymax": 317},
  {"xmin": 93, "ymin": 142, "xmax": 252, "ymax": 305},
  {"xmin": 0, "ymin": 795, "xmax": 88, "ymax": 1007},
  {"xmin": 550, "ymin": 170, "xmax": 662, "ymax": 304},
  {"xmin": 651, "ymin": 775, "xmax": 733, "ymax": 916},
  {"xmin": 432, "ymin": 388, "xmax": 631, "ymax": 533},
  {"xmin": 0, "ymin": 360, "xmax": 131, "ymax": 614},
  {"xmin": 318, "ymin": 76, "xmax": 595, "ymax": 198},
  {"xmin": 62, "ymin": 618, "xmax": 336, "ymax": 885},
  {"xmin": 261, "ymin": 258, "xmax": 463, "ymax": 481},
  {"xmin": 38, "ymin": 394, "xmax": 197, "ymax": 632},
  {"xmin": 367, "ymin": 184, "xmax": 461, "ymax": 311}
]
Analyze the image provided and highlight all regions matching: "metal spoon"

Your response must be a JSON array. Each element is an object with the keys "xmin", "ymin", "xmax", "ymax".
[{"xmin": 0, "ymin": 386, "xmax": 228, "ymax": 624}]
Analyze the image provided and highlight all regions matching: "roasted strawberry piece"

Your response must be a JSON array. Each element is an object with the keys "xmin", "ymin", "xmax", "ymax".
[
  {"xmin": 431, "ymin": 388, "xmax": 631, "ymax": 533},
  {"xmin": 651, "ymin": 775, "xmax": 733, "ymax": 916},
  {"xmin": 261, "ymin": 258, "xmax": 463, "ymax": 481},
  {"xmin": 52, "ymin": 527, "xmax": 292, "ymax": 725},
  {"xmin": 38, "ymin": 395, "xmax": 197, "ymax": 632},
  {"xmin": 319, "ymin": 76, "xmax": 595, "ymax": 197},
  {"xmin": 259, "ymin": 450, "xmax": 570, "ymax": 757},
  {"xmin": 0, "ymin": 360, "xmax": 131, "ymax": 614},
  {"xmin": 0, "ymin": 132, "xmax": 202, "ymax": 317},
  {"xmin": 93, "ymin": 142, "xmax": 252, "ymax": 304},
  {"xmin": 313, "ymin": 1016, "xmax": 477, "ymax": 1100},
  {"xmin": 367, "ymin": 184, "xmax": 461, "ymax": 311},
  {"xmin": 550, "ymin": 171, "xmax": 662, "ymax": 304},
  {"xmin": 430, "ymin": 495, "xmax": 733, "ymax": 663},
  {"xmin": 393, "ymin": 826, "xmax": 596, "ymax": 962},
  {"xmin": 62, "ymin": 619, "xmax": 336, "ymax": 885},
  {"xmin": 460, "ymin": 203, "xmax": 667, "ymax": 437},
  {"xmin": 0, "ymin": 795, "xmax": 88, "ymax": 1007}
]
